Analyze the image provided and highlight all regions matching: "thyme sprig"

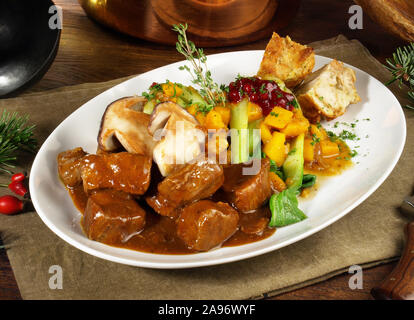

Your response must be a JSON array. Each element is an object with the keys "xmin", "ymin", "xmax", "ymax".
[
  {"xmin": 172, "ymin": 23, "xmax": 226, "ymax": 110},
  {"xmin": 384, "ymin": 43, "xmax": 414, "ymax": 110},
  {"xmin": 0, "ymin": 110, "xmax": 37, "ymax": 174}
]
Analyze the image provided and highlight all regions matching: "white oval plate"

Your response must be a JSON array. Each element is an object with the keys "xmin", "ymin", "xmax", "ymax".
[{"xmin": 30, "ymin": 51, "xmax": 406, "ymax": 269}]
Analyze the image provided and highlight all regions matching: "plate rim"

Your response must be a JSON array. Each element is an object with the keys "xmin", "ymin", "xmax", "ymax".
[{"xmin": 29, "ymin": 51, "xmax": 407, "ymax": 269}]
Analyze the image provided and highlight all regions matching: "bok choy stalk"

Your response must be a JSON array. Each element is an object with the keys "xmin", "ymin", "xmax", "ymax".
[
  {"xmin": 269, "ymin": 133, "xmax": 307, "ymax": 227},
  {"xmin": 248, "ymin": 118, "xmax": 262, "ymax": 158},
  {"xmin": 230, "ymin": 99, "xmax": 249, "ymax": 163}
]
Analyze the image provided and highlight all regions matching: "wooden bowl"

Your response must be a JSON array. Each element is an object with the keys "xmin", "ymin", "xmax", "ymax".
[
  {"xmin": 354, "ymin": 0, "xmax": 414, "ymax": 42},
  {"xmin": 77, "ymin": 0, "xmax": 301, "ymax": 47}
]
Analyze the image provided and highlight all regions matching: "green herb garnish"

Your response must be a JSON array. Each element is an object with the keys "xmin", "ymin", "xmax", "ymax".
[
  {"xmin": 338, "ymin": 130, "xmax": 357, "ymax": 141},
  {"xmin": 173, "ymin": 23, "xmax": 225, "ymax": 108}
]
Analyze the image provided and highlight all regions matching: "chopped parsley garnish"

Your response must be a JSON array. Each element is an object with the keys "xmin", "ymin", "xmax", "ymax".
[
  {"xmin": 270, "ymin": 112, "xmax": 279, "ymax": 117},
  {"xmin": 338, "ymin": 130, "xmax": 357, "ymax": 141},
  {"xmin": 311, "ymin": 133, "xmax": 321, "ymax": 145},
  {"xmin": 291, "ymin": 99, "xmax": 299, "ymax": 109},
  {"xmin": 349, "ymin": 150, "xmax": 358, "ymax": 157},
  {"xmin": 327, "ymin": 131, "xmax": 338, "ymax": 142}
]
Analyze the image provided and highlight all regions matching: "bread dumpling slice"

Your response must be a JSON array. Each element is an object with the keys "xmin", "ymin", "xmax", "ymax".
[
  {"xmin": 257, "ymin": 32, "xmax": 315, "ymax": 88},
  {"xmin": 295, "ymin": 60, "xmax": 360, "ymax": 123}
]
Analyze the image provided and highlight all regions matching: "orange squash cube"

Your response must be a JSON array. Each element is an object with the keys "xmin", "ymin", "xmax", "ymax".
[
  {"xmin": 320, "ymin": 140, "xmax": 339, "ymax": 157},
  {"xmin": 269, "ymin": 171, "xmax": 287, "ymax": 192},
  {"xmin": 161, "ymin": 82, "xmax": 182, "ymax": 97},
  {"xmin": 310, "ymin": 124, "xmax": 327, "ymax": 141},
  {"xmin": 247, "ymin": 102, "xmax": 263, "ymax": 122},
  {"xmin": 264, "ymin": 107, "xmax": 293, "ymax": 129},
  {"xmin": 280, "ymin": 118, "xmax": 310, "ymax": 137},
  {"xmin": 303, "ymin": 138, "xmax": 315, "ymax": 162},
  {"xmin": 263, "ymin": 131, "xmax": 286, "ymax": 166},
  {"xmin": 213, "ymin": 106, "xmax": 231, "ymax": 126},
  {"xmin": 260, "ymin": 122, "xmax": 272, "ymax": 144},
  {"xmin": 205, "ymin": 110, "xmax": 226, "ymax": 130}
]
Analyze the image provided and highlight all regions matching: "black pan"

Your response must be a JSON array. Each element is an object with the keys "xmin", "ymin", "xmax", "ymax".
[{"xmin": 0, "ymin": 0, "xmax": 61, "ymax": 98}]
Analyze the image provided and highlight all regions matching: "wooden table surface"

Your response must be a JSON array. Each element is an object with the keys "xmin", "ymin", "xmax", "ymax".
[{"xmin": 0, "ymin": 0, "xmax": 408, "ymax": 300}]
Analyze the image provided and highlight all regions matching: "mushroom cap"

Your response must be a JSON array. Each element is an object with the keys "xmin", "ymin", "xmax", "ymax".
[
  {"xmin": 98, "ymin": 96, "xmax": 157, "ymax": 157},
  {"xmin": 148, "ymin": 101, "xmax": 207, "ymax": 176}
]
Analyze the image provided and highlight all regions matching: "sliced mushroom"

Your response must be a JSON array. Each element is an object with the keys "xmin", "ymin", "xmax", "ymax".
[
  {"xmin": 148, "ymin": 101, "xmax": 206, "ymax": 176},
  {"xmin": 98, "ymin": 96, "xmax": 157, "ymax": 157}
]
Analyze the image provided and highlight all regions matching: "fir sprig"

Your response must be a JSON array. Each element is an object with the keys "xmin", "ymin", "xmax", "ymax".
[
  {"xmin": 384, "ymin": 43, "xmax": 414, "ymax": 110},
  {"xmin": 0, "ymin": 110, "xmax": 37, "ymax": 174},
  {"xmin": 172, "ymin": 23, "xmax": 226, "ymax": 110}
]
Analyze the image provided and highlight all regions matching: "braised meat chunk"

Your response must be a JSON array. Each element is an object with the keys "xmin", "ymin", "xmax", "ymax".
[
  {"xmin": 176, "ymin": 200, "xmax": 239, "ymax": 251},
  {"xmin": 81, "ymin": 152, "xmax": 152, "ymax": 195},
  {"xmin": 82, "ymin": 189, "xmax": 146, "ymax": 243},
  {"xmin": 146, "ymin": 158, "xmax": 224, "ymax": 218},
  {"xmin": 222, "ymin": 158, "xmax": 272, "ymax": 213},
  {"xmin": 57, "ymin": 147, "xmax": 87, "ymax": 187}
]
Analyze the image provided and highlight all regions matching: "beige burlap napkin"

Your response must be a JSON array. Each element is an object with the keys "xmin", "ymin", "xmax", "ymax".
[{"xmin": 0, "ymin": 35, "xmax": 413, "ymax": 300}]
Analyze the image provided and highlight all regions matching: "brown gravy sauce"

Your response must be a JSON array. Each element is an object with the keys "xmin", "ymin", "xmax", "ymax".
[
  {"xmin": 68, "ymin": 186, "xmax": 276, "ymax": 254},
  {"xmin": 66, "ymin": 139, "xmax": 352, "ymax": 255}
]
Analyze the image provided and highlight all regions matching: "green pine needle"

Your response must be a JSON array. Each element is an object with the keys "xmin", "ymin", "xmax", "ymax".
[
  {"xmin": 0, "ymin": 110, "xmax": 37, "ymax": 173},
  {"xmin": 384, "ymin": 43, "xmax": 414, "ymax": 110}
]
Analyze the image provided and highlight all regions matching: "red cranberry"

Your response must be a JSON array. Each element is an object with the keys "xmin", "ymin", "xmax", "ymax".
[
  {"xmin": 240, "ymin": 77, "xmax": 251, "ymax": 86},
  {"xmin": 229, "ymin": 82, "xmax": 237, "ymax": 91},
  {"xmin": 275, "ymin": 97, "xmax": 287, "ymax": 108},
  {"xmin": 260, "ymin": 101, "xmax": 272, "ymax": 116},
  {"xmin": 271, "ymin": 91, "xmax": 283, "ymax": 102},
  {"xmin": 228, "ymin": 90, "xmax": 241, "ymax": 103},
  {"xmin": 265, "ymin": 82, "xmax": 277, "ymax": 92},
  {"xmin": 249, "ymin": 93, "xmax": 259, "ymax": 102},
  {"xmin": 242, "ymin": 83, "xmax": 252, "ymax": 94},
  {"xmin": 284, "ymin": 93, "xmax": 295, "ymax": 102},
  {"xmin": 259, "ymin": 92, "xmax": 269, "ymax": 101}
]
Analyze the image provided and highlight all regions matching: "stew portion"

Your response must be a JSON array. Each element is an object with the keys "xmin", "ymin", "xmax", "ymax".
[{"xmin": 58, "ymin": 148, "xmax": 276, "ymax": 254}]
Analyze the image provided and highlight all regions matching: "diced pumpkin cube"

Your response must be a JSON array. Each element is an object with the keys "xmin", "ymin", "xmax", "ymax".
[
  {"xmin": 187, "ymin": 104, "xmax": 206, "ymax": 125},
  {"xmin": 213, "ymin": 106, "xmax": 231, "ymax": 126},
  {"xmin": 264, "ymin": 107, "xmax": 293, "ymax": 129},
  {"xmin": 303, "ymin": 138, "xmax": 315, "ymax": 162},
  {"xmin": 205, "ymin": 110, "xmax": 226, "ymax": 130},
  {"xmin": 280, "ymin": 118, "xmax": 310, "ymax": 137},
  {"xmin": 260, "ymin": 122, "xmax": 272, "ymax": 144},
  {"xmin": 195, "ymin": 112, "xmax": 206, "ymax": 125},
  {"xmin": 263, "ymin": 131, "xmax": 286, "ymax": 166},
  {"xmin": 293, "ymin": 107, "xmax": 304, "ymax": 118},
  {"xmin": 207, "ymin": 131, "xmax": 229, "ymax": 157},
  {"xmin": 320, "ymin": 140, "xmax": 339, "ymax": 157},
  {"xmin": 247, "ymin": 102, "xmax": 263, "ymax": 122},
  {"xmin": 161, "ymin": 82, "xmax": 182, "ymax": 97},
  {"xmin": 187, "ymin": 104, "xmax": 197, "ymax": 116},
  {"xmin": 269, "ymin": 171, "xmax": 287, "ymax": 192},
  {"xmin": 310, "ymin": 124, "xmax": 327, "ymax": 141}
]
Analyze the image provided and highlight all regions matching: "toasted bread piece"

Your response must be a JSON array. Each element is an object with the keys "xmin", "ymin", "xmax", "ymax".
[
  {"xmin": 295, "ymin": 60, "xmax": 360, "ymax": 123},
  {"xmin": 257, "ymin": 33, "xmax": 315, "ymax": 88}
]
